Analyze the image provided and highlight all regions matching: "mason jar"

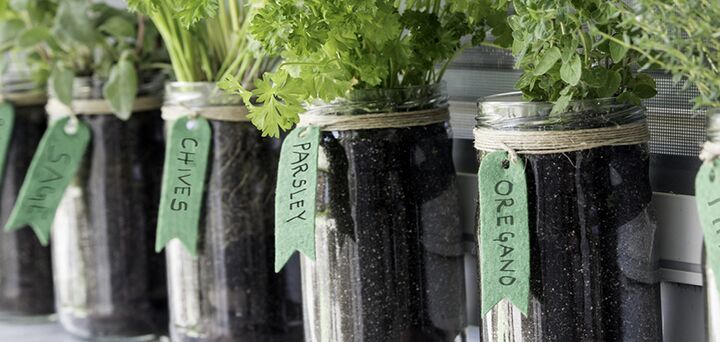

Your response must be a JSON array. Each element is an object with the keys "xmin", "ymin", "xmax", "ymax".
[
  {"xmin": 301, "ymin": 82, "xmax": 467, "ymax": 342},
  {"xmin": 163, "ymin": 82, "xmax": 304, "ymax": 342},
  {"xmin": 476, "ymin": 93, "xmax": 662, "ymax": 341},
  {"xmin": 704, "ymin": 109, "xmax": 720, "ymax": 342},
  {"xmin": 0, "ymin": 78, "xmax": 54, "ymax": 321},
  {"xmin": 52, "ymin": 77, "xmax": 168, "ymax": 339}
]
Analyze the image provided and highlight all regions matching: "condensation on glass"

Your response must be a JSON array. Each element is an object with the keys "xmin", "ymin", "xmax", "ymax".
[
  {"xmin": 477, "ymin": 93, "xmax": 662, "ymax": 342},
  {"xmin": 301, "ymin": 83, "xmax": 467, "ymax": 342},
  {"xmin": 705, "ymin": 109, "xmax": 720, "ymax": 342},
  {"xmin": 52, "ymin": 77, "xmax": 168, "ymax": 339},
  {"xmin": 0, "ymin": 78, "xmax": 54, "ymax": 321},
  {"xmin": 164, "ymin": 82, "xmax": 303, "ymax": 342}
]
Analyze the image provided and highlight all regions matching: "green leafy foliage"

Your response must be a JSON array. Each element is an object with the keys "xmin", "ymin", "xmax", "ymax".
[
  {"xmin": 624, "ymin": 0, "xmax": 720, "ymax": 108},
  {"xmin": 506, "ymin": 0, "xmax": 657, "ymax": 113},
  {"xmin": 220, "ymin": 0, "xmax": 511, "ymax": 137},
  {"xmin": 0, "ymin": 0, "xmax": 168, "ymax": 119},
  {"xmin": 128, "ymin": 0, "xmax": 277, "ymax": 85}
]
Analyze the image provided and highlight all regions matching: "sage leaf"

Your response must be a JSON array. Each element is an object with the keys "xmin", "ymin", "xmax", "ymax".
[
  {"xmin": 560, "ymin": 54, "xmax": 582, "ymax": 86},
  {"xmin": 50, "ymin": 65, "xmax": 74, "ymax": 107},
  {"xmin": 99, "ymin": 16, "xmax": 136, "ymax": 39},
  {"xmin": 15, "ymin": 27, "xmax": 51, "ymax": 48},
  {"xmin": 533, "ymin": 47, "xmax": 561, "ymax": 76},
  {"xmin": 103, "ymin": 58, "xmax": 138, "ymax": 121},
  {"xmin": 54, "ymin": 0, "xmax": 96, "ymax": 45}
]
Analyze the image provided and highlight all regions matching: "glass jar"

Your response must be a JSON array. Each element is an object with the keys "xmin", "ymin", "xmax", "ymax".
[
  {"xmin": 301, "ymin": 82, "xmax": 467, "ymax": 342},
  {"xmin": 163, "ymin": 82, "xmax": 304, "ymax": 342},
  {"xmin": 52, "ymin": 77, "xmax": 168, "ymax": 339},
  {"xmin": 0, "ymin": 79, "xmax": 54, "ymax": 321},
  {"xmin": 476, "ymin": 93, "xmax": 662, "ymax": 341},
  {"xmin": 704, "ymin": 109, "xmax": 720, "ymax": 342}
]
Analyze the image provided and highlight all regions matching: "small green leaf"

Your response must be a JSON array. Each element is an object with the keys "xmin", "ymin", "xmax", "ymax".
[
  {"xmin": 15, "ymin": 27, "xmax": 51, "ymax": 48},
  {"xmin": 50, "ymin": 64, "xmax": 74, "ymax": 107},
  {"xmin": 552, "ymin": 93, "xmax": 573, "ymax": 114},
  {"xmin": 617, "ymin": 91, "xmax": 642, "ymax": 106},
  {"xmin": 609, "ymin": 36, "xmax": 629, "ymax": 63},
  {"xmin": 560, "ymin": 54, "xmax": 582, "ymax": 86},
  {"xmin": 99, "ymin": 16, "xmax": 136, "ymax": 38},
  {"xmin": 103, "ymin": 57, "xmax": 138, "ymax": 120},
  {"xmin": 597, "ymin": 70, "xmax": 622, "ymax": 98},
  {"xmin": 54, "ymin": 0, "xmax": 96, "ymax": 45},
  {"xmin": 633, "ymin": 73, "xmax": 657, "ymax": 99},
  {"xmin": 533, "ymin": 47, "xmax": 561, "ymax": 76}
]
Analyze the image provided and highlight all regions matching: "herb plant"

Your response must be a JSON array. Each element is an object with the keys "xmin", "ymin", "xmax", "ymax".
[
  {"xmin": 507, "ymin": 0, "xmax": 657, "ymax": 113},
  {"xmin": 622, "ymin": 0, "xmax": 720, "ymax": 108},
  {"xmin": 0, "ymin": 0, "xmax": 57, "ymax": 91},
  {"xmin": 128, "ymin": 0, "xmax": 277, "ymax": 84},
  {"xmin": 11, "ymin": 0, "xmax": 168, "ymax": 119},
  {"xmin": 219, "ymin": 0, "xmax": 511, "ymax": 137}
]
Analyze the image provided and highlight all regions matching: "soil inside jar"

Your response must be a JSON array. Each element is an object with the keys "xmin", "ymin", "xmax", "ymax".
[
  {"xmin": 169, "ymin": 121, "xmax": 304, "ymax": 342},
  {"xmin": 56, "ymin": 110, "xmax": 168, "ymax": 338},
  {"xmin": 481, "ymin": 144, "xmax": 662, "ymax": 342},
  {"xmin": 307, "ymin": 122, "xmax": 467, "ymax": 342},
  {"xmin": 0, "ymin": 104, "xmax": 54, "ymax": 318}
]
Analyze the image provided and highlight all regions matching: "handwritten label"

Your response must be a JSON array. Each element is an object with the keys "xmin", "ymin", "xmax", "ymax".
[
  {"xmin": 155, "ymin": 116, "xmax": 211, "ymax": 256},
  {"xmin": 5, "ymin": 117, "xmax": 90, "ymax": 245},
  {"xmin": 275, "ymin": 126, "xmax": 320, "ymax": 272},
  {"xmin": 479, "ymin": 151, "xmax": 530, "ymax": 316},
  {"xmin": 696, "ymin": 159, "xmax": 720, "ymax": 293},
  {"xmin": 0, "ymin": 103, "xmax": 15, "ymax": 182}
]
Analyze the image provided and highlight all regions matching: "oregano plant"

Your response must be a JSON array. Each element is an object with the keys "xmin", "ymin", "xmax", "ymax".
[
  {"xmin": 507, "ymin": 0, "xmax": 657, "ymax": 113},
  {"xmin": 622, "ymin": 0, "xmax": 720, "ymax": 108},
  {"xmin": 219, "ymin": 0, "xmax": 511, "ymax": 137}
]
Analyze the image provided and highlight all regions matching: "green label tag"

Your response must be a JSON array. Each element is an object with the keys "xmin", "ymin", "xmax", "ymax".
[
  {"xmin": 274, "ymin": 126, "xmax": 320, "ymax": 272},
  {"xmin": 5, "ymin": 117, "xmax": 90, "ymax": 245},
  {"xmin": 479, "ymin": 151, "xmax": 530, "ymax": 316},
  {"xmin": 696, "ymin": 160, "xmax": 720, "ymax": 292},
  {"xmin": 0, "ymin": 103, "xmax": 16, "ymax": 181},
  {"xmin": 155, "ymin": 116, "xmax": 211, "ymax": 256}
]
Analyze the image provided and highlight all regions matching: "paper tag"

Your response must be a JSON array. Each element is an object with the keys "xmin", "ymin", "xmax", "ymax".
[
  {"xmin": 0, "ymin": 103, "xmax": 16, "ymax": 181},
  {"xmin": 478, "ymin": 151, "xmax": 530, "ymax": 316},
  {"xmin": 5, "ymin": 117, "xmax": 90, "ymax": 245},
  {"xmin": 274, "ymin": 126, "xmax": 320, "ymax": 272},
  {"xmin": 696, "ymin": 160, "xmax": 720, "ymax": 292},
  {"xmin": 155, "ymin": 116, "xmax": 211, "ymax": 256}
]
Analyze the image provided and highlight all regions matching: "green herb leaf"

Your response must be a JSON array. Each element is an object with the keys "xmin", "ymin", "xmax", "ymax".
[
  {"xmin": 50, "ymin": 64, "xmax": 74, "ymax": 107},
  {"xmin": 99, "ymin": 16, "xmax": 136, "ymax": 39},
  {"xmin": 15, "ymin": 27, "xmax": 51, "ymax": 48},
  {"xmin": 533, "ymin": 47, "xmax": 561, "ymax": 76},
  {"xmin": 609, "ymin": 35, "xmax": 629, "ymax": 63},
  {"xmin": 53, "ymin": 0, "xmax": 96, "ymax": 45},
  {"xmin": 560, "ymin": 54, "xmax": 582, "ymax": 86},
  {"xmin": 103, "ymin": 56, "xmax": 138, "ymax": 121}
]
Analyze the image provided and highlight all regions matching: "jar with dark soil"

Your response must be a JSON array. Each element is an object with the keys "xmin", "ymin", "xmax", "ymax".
[
  {"xmin": 163, "ymin": 83, "xmax": 303, "ymax": 342},
  {"xmin": 301, "ymin": 83, "xmax": 467, "ymax": 342},
  {"xmin": 52, "ymin": 77, "xmax": 168, "ymax": 340},
  {"xmin": 0, "ymin": 82, "xmax": 54, "ymax": 321},
  {"xmin": 703, "ymin": 110, "xmax": 720, "ymax": 342},
  {"xmin": 476, "ymin": 93, "xmax": 662, "ymax": 342}
]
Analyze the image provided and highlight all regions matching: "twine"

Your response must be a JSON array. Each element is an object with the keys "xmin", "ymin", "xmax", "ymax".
[
  {"xmin": 0, "ymin": 91, "xmax": 47, "ymax": 107},
  {"xmin": 161, "ymin": 105, "xmax": 249, "ymax": 122},
  {"xmin": 473, "ymin": 120, "xmax": 651, "ymax": 155},
  {"xmin": 700, "ymin": 141, "xmax": 720, "ymax": 162},
  {"xmin": 46, "ymin": 97, "xmax": 163, "ymax": 118},
  {"xmin": 298, "ymin": 107, "xmax": 450, "ymax": 131}
]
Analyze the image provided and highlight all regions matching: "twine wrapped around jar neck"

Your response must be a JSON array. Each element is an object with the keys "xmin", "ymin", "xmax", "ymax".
[
  {"xmin": 161, "ymin": 82, "xmax": 249, "ymax": 122},
  {"xmin": 474, "ymin": 93, "xmax": 650, "ymax": 156},
  {"xmin": 0, "ymin": 91, "xmax": 47, "ymax": 107}
]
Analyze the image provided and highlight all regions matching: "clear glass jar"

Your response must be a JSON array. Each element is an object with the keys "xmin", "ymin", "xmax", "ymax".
[
  {"xmin": 301, "ymin": 82, "xmax": 467, "ymax": 342},
  {"xmin": 163, "ymin": 82, "xmax": 304, "ymax": 342},
  {"xmin": 476, "ymin": 93, "xmax": 662, "ymax": 341},
  {"xmin": 704, "ymin": 109, "xmax": 720, "ymax": 342},
  {"xmin": 0, "ymin": 79, "xmax": 54, "ymax": 321},
  {"xmin": 52, "ymin": 77, "xmax": 168, "ymax": 340}
]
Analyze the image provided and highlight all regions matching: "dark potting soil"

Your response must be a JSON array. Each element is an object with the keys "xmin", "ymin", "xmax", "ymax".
[
  {"xmin": 303, "ymin": 123, "xmax": 467, "ymax": 342},
  {"xmin": 0, "ymin": 104, "xmax": 54, "ymax": 317},
  {"xmin": 480, "ymin": 144, "xmax": 662, "ymax": 342},
  {"xmin": 169, "ymin": 121, "xmax": 303, "ymax": 342},
  {"xmin": 56, "ymin": 110, "xmax": 168, "ymax": 338}
]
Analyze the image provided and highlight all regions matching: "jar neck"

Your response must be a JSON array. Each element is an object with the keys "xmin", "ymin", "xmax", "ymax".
[
  {"xmin": 164, "ymin": 82, "xmax": 243, "ymax": 107},
  {"xmin": 306, "ymin": 82, "xmax": 448, "ymax": 116},
  {"xmin": 476, "ymin": 92, "xmax": 646, "ymax": 131}
]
